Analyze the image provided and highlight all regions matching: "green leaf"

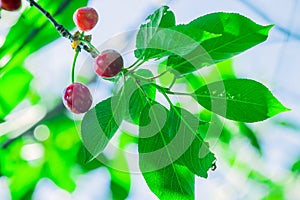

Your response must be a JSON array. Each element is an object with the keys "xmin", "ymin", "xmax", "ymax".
[
  {"xmin": 183, "ymin": 59, "xmax": 236, "ymax": 92},
  {"xmin": 157, "ymin": 60, "xmax": 177, "ymax": 87},
  {"xmin": 199, "ymin": 12, "xmax": 273, "ymax": 62},
  {"xmin": 43, "ymin": 114, "xmax": 82, "ymax": 192},
  {"xmin": 138, "ymin": 103, "xmax": 194, "ymax": 199},
  {"xmin": 216, "ymin": 59, "xmax": 236, "ymax": 80},
  {"xmin": 81, "ymin": 96, "xmax": 124, "ymax": 161},
  {"xmin": 138, "ymin": 103, "xmax": 215, "ymax": 199},
  {"xmin": 0, "ymin": 114, "xmax": 82, "ymax": 197},
  {"xmin": 76, "ymin": 145, "xmax": 106, "ymax": 171},
  {"xmin": 262, "ymin": 187, "xmax": 285, "ymax": 200},
  {"xmin": 167, "ymin": 13, "xmax": 272, "ymax": 75},
  {"xmin": 136, "ymin": 10, "xmax": 269, "ymax": 76},
  {"xmin": 247, "ymin": 170, "xmax": 284, "ymax": 200},
  {"xmin": 0, "ymin": 139, "xmax": 41, "ymax": 200},
  {"xmin": 142, "ymin": 164, "xmax": 194, "ymax": 200},
  {"xmin": 291, "ymin": 159, "xmax": 300, "ymax": 174},
  {"xmin": 166, "ymin": 50, "xmax": 209, "ymax": 76},
  {"xmin": 135, "ymin": 6, "xmax": 221, "ymax": 62},
  {"xmin": 0, "ymin": 67, "xmax": 33, "ymax": 118},
  {"xmin": 128, "ymin": 69, "xmax": 156, "ymax": 124},
  {"xmin": 239, "ymin": 122, "xmax": 262, "ymax": 154},
  {"xmin": 198, "ymin": 111, "xmax": 232, "ymax": 144},
  {"xmin": 109, "ymin": 151, "xmax": 131, "ymax": 200},
  {"xmin": 134, "ymin": 6, "xmax": 176, "ymax": 59},
  {"xmin": 194, "ymin": 79, "xmax": 290, "ymax": 122},
  {"xmin": 169, "ymin": 107, "xmax": 215, "ymax": 178},
  {"xmin": 81, "ymin": 70, "xmax": 155, "ymax": 161},
  {"xmin": 137, "ymin": 28, "xmax": 218, "ymax": 61},
  {"xmin": 43, "ymin": 147, "xmax": 77, "ymax": 191}
]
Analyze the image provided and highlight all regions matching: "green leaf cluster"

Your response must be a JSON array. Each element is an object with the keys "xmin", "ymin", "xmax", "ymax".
[
  {"xmin": 135, "ymin": 6, "xmax": 273, "ymax": 76},
  {"xmin": 0, "ymin": 2, "xmax": 291, "ymax": 199},
  {"xmin": 81, "ymin": 6, "xmax": 290, "ymax": 200}
]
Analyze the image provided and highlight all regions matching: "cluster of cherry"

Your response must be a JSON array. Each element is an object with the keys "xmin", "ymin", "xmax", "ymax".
[
  {"xmin": 1, "ymin": 2, "xmax": 124, "ymax": 114},
  {"xmin": 64, "ymin": 7, "xmax": 124, "ymax": 114}
]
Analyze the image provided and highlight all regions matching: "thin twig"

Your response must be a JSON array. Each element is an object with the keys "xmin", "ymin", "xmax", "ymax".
[{"xmin": 25, "ymin": 0, "xmax": 98, "ymax": 58}]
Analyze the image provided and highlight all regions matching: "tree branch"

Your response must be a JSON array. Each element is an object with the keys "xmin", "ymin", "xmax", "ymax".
[{"xmin": 25, "ymin": 0, "xmax": 99, "ymax": 57}]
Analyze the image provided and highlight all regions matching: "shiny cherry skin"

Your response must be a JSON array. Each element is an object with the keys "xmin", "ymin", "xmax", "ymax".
[
  {"xmin": 63, "ymin": 82, "xmax": 93, "ymax": 114},
  {"xmin": 94, "ymin": 49, "xmax": 124, "ymax": 78},
  {"xmin": 1, "ymin": 0, "xmax": 21, "ymax": 11},
  {"xmin": 73, "ymin": 7, "xmax": 98, "ymax": 31}
]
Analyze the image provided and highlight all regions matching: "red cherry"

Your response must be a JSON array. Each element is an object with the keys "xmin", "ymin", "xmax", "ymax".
[
  {"xmin": 63, "ymin": 83, "xmax": 92, "ymax": 114},
  {"xmin": 1, "ymin": 0, "xmax": 21, "ymax": 11},
  {"xmin": 94, "ymin": 49, "xmax": 124, "ymax": 78},
  {"xmin": 73, "ymin": 7, "xmax": 99, "ymax": 31}
]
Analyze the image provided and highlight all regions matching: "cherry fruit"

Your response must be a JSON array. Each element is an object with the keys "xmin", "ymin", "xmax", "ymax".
[
  {"xmin": 1, "ymin": 0, "xmax": 21, "ymax": 11},
  {"xmin": 73, "ymin": 7, "xmax": 98, "ymax": 31},
  {"xmin": 94, "ymin": 49, "xmax": 124, "ymax": 78},
  {"xmin": 63, "ymin": 82, "xmax": 92, "ymax": 114}
]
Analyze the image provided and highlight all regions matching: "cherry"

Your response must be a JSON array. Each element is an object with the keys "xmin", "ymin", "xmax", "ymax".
[
  {"xmin": 1, "ymin": 0, "xmax": 21, "ymax": 11},
  {"xmin": 94, "ymin": 49, "xmax": 124, "ymax": 78},
  {"xmin": 73, "ymin": 7, "xmax": 98, "ymax": 31},
  {"xmin": 63, "ymin": 82, "xmax": 93, "ymax": 114}
]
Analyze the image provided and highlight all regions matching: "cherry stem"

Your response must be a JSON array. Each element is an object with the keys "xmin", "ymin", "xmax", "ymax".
[
  {"xmin": 130, "ymin": 72, "xmax": 193, "ymax": 97},
  {"xmin": 151, "ymin": 82, "xmax": 194, "ymax": 97},
  {"xmin": 71, "ymin": 50, "xmax": 80, "ymax": 83},
  {"xmin": 161, "ymin": 89, "xmax": 173, "ymax": 105},
  {"xmin": 80, "ymin": 39, "xmax": 100, "ymax": 55},
  {"xmin": 168, "ymin": 76, "xmax": 177, "ymax": 89},
  {"xmin": 71, "ymin": 32, "xmax": 85, "ymax": 83},
  {"xmin": 127, "ymin": 58, "xmax": 143, "ymax": 70},
  {"xmin": 25, "ymin": 0, "xmax": 98, "ymax": 57},
  {"xmin": 128, "ymin": 68, "xmax": 169, "ymax": 82},
  {"xmin": 165, "ymin": 90, "xmax": 193, "ymax": 96},
  {"xmin": 147, "ymin": 70, "xmax": 169, "ymax": 81},
  {"xmin": 135, "ymin": 80, "xmax": 150, "ymax": 101},
  {"xmin": 128, "ymin": 73, "xmax": 149, "ymax": 82}
]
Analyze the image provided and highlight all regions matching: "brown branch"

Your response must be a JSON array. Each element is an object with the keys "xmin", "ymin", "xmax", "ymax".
[{"xmin": 25, "ymin": 0, "xmax": 98, "ymax": 58}]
